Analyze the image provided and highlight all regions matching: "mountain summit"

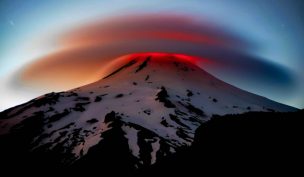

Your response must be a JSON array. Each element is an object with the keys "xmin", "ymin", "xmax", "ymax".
[{"xmin": 0, "ymin": 53, "xmax": 297, "ymax": 173}]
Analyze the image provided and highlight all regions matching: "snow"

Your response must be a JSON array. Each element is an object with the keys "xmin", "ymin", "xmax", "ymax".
[
  {"xmin": 150, "ymin": 137, "xmax": 160, "ymax": 164},
  {"xmin": 0, "ymin": 53, "xmax": 297, "ymax": 166},
  {"xmin": 73, "ymin": 133, "xmax": 103, "ymax": 158},
  {"xmin": 122, "ymin": 125, "xmax": 140, "ymax": 159}
]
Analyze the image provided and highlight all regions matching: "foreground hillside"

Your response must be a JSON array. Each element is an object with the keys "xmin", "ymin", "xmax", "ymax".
[{"xmin": 138, "ymin": 110, "xmax": 304, "ymax": 176}]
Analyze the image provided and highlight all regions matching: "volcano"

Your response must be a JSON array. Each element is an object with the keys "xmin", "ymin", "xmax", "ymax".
[{"xmin": 0, "ymin": 53, "xmax": 297, "ymax": 174}]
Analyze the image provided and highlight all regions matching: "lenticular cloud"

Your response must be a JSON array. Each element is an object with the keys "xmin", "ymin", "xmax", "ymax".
[{"xmin": 18, "ymin": 14, "xmax": 295, "ymax": 96}]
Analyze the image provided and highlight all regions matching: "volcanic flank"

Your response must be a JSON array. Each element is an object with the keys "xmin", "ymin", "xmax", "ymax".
[{"xmin": 0, "ymin": 53, "xmax": 297, "ymax": 174}]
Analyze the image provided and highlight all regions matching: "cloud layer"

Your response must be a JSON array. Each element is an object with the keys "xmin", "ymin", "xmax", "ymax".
[{"xmin": 18, "ymin": 14, "xmax": 296, "ymax": 100}]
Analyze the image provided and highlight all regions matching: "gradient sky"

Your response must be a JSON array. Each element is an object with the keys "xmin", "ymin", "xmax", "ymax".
[{"xmin": 0, "ymin": 0, "xmax": 304, "ymax": 110}]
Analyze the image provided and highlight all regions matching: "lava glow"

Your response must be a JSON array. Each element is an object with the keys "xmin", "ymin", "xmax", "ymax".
[{"xmin": 123, "ymin": 52, "xmax": 206, "ymax": 65}]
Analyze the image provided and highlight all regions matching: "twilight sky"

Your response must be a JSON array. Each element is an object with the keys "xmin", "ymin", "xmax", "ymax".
[{"xmin": 0, "ymin": 0, "xmax": 304, "ymax": 110}]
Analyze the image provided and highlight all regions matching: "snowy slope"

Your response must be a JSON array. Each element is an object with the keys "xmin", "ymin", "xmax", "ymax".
[{"xmin": 0, "ymin": 53, "xmax": 297, "ymax": 169}]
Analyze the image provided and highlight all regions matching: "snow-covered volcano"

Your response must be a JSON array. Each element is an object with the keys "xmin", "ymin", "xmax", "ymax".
[{"xmin": 0, "ymin": 53, "xmax": 296, "ymax": 171}]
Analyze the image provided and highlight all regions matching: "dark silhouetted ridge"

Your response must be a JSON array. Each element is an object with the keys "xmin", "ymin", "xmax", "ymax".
[{"xmin": 137, "ymin": 110, "xmax": 304, "ymax": 176}]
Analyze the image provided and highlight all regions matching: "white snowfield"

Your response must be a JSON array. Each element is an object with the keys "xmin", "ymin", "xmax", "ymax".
[{"xmin": 0, "ymin": 53, "xmax": 297, "ymax": 167}]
